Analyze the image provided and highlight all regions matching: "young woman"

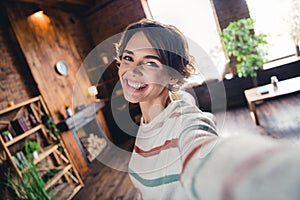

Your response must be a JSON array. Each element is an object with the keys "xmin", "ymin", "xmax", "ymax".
[{"xmin": 115, "ymin": 19, "xmax": 300, "ymax": 200}]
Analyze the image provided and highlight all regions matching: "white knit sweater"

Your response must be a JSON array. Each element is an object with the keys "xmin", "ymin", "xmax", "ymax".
[{"xmin": 129, "ymin": 100, "xmax": 217, "ymax": 199}]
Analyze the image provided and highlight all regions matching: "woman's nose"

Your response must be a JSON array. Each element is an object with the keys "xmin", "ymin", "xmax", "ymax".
[
  {"xmin": 132, "ymin": 65, "xmax": 143, "ymax": 75},
  {"xmin": 131, "ymin": 61, "xmax": 144, "ymax": 75}
]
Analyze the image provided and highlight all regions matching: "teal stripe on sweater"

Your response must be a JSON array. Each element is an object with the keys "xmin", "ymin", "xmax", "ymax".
[{"xmin": 129, "ymin": 168, "xmax": 179, "ymax": 187}]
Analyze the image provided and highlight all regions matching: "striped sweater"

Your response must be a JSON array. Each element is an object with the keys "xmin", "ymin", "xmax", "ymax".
[
  {"xmin": 129, "ymin": 100, "xmax": 300, "ymax": 200},
  {"xmin": 128, "ymin": 100, "xmax": 218, "ymax": 199}
]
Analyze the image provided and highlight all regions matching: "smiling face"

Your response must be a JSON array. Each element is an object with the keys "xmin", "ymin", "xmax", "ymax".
[{"xmin": 118, "ymin": 31, "xmax": 174, "ymax": 104}]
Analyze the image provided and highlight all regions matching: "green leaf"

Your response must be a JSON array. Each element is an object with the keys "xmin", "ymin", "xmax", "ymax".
[{"xmin": 221, "ymin": 18, "xmax": 268, "ymax": 78}]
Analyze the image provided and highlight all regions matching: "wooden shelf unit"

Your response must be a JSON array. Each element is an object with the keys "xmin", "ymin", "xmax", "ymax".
[
  {"xmin": 0, "ymin": 95, "xmax": 84, "ymax": 200},
  {"xmin": 4, "ymin": 124, "xmax": 43, "ymax": 147}
]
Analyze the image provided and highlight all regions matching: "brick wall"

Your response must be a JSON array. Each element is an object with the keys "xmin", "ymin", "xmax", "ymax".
[
  {"xmin": 85, "ymin": 0, "xmax": 146, "ymax": 46},
  {"xmin": 0, "ymin": 5, "xmax": 38, "ymax": 110},
  {"xmin": 63, "ymin": 13, "xmax": 95, "ymax": 61},
  {"xmin": 212, "ymin": 0, "xmax": 250, "ymax": 29}
]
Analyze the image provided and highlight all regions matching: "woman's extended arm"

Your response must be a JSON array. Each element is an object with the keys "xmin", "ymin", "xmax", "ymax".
[{"xmin": 179, "ymin": 114, "xmax": 300, "ymax": 200}]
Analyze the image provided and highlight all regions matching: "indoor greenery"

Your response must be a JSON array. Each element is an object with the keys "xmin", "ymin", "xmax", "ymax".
[
  {"xmin": 221, "ymin": 18, "xmax": 268, "ymax": 78},
  {"xmin": 1, "ymin": 130, "xmax": 13, "ymax": 141},
  {"xmin": 24, "ymin": 141, "xmax": 40, "ymax": 155},
  {"xmin": 42, "ymin": 115, "xmax": 61, "ymax": 139},
  {"xmin": 2, "ymin": 130, "xmax": 11, "ymax": 136},
  {"xmin": 6, "ymin": 163, "xmax": 52, "ymax": 200}
]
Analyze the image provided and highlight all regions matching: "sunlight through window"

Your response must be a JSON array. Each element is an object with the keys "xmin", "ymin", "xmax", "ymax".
[
  {"xmin": 147, "ymin": 0, "xmax": 228, "ymax": 84},
  {"xmin": 246, "ymin": 0, "xmax": 296, "ymax": 62}
]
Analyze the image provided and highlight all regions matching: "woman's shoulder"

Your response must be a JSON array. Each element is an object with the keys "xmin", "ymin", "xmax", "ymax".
[
  {"xmin": 170, "ymin": 100, "xmax": 216, "ymax": 128},
  {"xmin": 168, "ymin": 100, "xmax": 203, "ymax": 118}
]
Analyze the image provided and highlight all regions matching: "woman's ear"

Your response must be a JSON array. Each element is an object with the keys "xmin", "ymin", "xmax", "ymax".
[
  {"xmin": 169, "ymin": 77, "xmax": 179, "ymax": 86},
  {"xmin": 115, "ymin": 60, "xmax": 120, "ymax": 69}
]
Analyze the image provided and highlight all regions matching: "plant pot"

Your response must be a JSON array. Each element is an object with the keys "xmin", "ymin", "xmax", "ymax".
[
  {"xmin": 7, "ymin": 132, "xmax": 13, "ymax": 141},
  {"xmin": 252, "ymin": 76, "xmax": 258, "ymax": 87},
  {"xmin": 296, "ymin": 44, "xmax": 300, "ymax": 57},
  {"xmin": 32, "ymin": 150, "xmax": 39, "ymax": 160}
]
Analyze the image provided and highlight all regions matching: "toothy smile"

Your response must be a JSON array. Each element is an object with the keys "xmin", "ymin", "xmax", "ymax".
[{"xmin": 126, "ymin": 79, "xmax": 148, "ymax": 90}]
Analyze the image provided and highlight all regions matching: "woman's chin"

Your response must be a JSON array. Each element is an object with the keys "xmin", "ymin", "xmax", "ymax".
[{"xmin": 124, "ymin": 94, "xmax": 140, "ymax": 104}]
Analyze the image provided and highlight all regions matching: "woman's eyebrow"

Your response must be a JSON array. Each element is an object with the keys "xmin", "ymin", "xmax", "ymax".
[
  {"xmin": 144, "ymin": 55, "xmax": 162, "ymax": 62},
  {"xmin": 123, "ymin": 49, "xmax": 162, "ymax": 62},
  {"xmin": 123, "ymin": 49, "xmax": 134, "ymax": 55}
]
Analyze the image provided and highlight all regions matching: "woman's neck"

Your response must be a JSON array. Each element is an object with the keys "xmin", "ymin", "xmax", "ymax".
[{"xmin": 139, "ymin": 93, "xmax": 171, "ymax": 124}]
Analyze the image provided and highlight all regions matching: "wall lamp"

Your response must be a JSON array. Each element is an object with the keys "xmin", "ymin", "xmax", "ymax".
[{"xmin": 88, "ymin": 86, "xmax": 98, "ymax": 96}]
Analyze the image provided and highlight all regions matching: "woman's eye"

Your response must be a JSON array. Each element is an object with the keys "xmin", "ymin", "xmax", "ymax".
[
  {"xmin": 122, "ymin": 55, "xmax": 133, "ymax": 62},
  {"xmin": 145, "ymin": 62, "xmax": 159, "ymax": 68}
]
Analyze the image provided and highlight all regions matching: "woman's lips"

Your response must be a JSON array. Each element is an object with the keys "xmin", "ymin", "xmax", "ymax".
[{"xmin": 125, "ymin": 79, "xmax": 148, "ymax": 92}]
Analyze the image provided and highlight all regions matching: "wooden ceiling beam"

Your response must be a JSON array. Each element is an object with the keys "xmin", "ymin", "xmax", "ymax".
[
  {"xmin": 57, "ymin": 0, "xmax": 93, "ymax": 7},
  {"xmin": 9, "ymin": 0, "xmax": 94, "ymax": 8}
]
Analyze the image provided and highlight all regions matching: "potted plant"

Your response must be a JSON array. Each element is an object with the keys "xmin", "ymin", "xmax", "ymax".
[
  {"xmin": 6, "ymin": 163, "xmax": 52, "ymax": 200},
  {"xmin": 2, "ymin": 130, "xmax": 13, "ymax": 142},
  {"xmin": 24, "ymin": 141, "xmax": 40, "ymax": 160},
  {"xmin": 221, "ymin": 18, "xmax": 268, "ymax": 85}
]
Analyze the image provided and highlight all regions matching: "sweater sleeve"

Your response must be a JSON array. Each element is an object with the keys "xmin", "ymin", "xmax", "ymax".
[{"xmin": 179, "ymin": 114, "xmax": 300, "ymax": 200}]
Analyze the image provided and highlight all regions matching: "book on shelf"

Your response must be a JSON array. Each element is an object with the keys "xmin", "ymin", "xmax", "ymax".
[{"xmin": 11, "ymin": 117, "xmax": 30, "ymax": 135}]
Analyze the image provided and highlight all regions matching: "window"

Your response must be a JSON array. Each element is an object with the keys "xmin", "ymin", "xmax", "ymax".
[
  {"xmin": 146, "ymin": 0, "xmax": 228, "ymax": 83},
  {"xmin": 246, "ymin": 0, "xmax": 297, "ymax": 64}
]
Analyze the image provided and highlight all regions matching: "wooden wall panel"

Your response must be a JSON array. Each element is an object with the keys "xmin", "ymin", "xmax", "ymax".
[
  {"xmin": 61, "ymin": 130, "xmax": 89, "ymax": 177},
  {"xmin": 4, "ymin": 3, "xmax": 97, "ymax": 177},
  {"xmin": 5, "ymin": 3, "xmax": 93, "ymax": 122}
]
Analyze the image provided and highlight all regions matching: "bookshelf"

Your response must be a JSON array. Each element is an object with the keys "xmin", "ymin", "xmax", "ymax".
[{"xmin": 0, "ymin": 95, "xmax": 83, "ymax": 199}]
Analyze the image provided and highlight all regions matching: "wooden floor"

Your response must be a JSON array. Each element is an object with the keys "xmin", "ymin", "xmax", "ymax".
[
  {"xmin": 74, "ymin": 91, "xmax": 300, "ymax": 200},
  {"xmin": 216, "ymin": 91, "xmax": 300, "ymax": 140},
  {"xmin": 74, "ymin": 139, "xmax": 138, "ymax": 200}
]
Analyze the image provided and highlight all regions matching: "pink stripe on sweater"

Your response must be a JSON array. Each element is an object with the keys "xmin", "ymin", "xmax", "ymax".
[
  {"xmin": 182, "ymin": 137, "xmax": 217, "ymax": 173},
  {"xmin": 170, "ymin": 112, "xmax": 182, "ymax": 118},
  {"xmin": 135, "ymin": 138, "xmax": 178, "ymax": 157}
]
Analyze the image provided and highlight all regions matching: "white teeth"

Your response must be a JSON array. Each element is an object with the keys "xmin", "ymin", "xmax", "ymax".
[{"xmin": 127, "ymin": 80, "xmax": 147, "ymax": 89}]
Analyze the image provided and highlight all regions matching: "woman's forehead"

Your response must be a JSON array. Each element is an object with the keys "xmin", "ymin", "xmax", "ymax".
[{"xmin": 124, "ymin": 31, "xmax": 155, "ymax": 52}]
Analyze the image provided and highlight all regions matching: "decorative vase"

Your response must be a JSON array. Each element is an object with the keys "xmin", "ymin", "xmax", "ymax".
[
  {"xmin": 66, "ymin": 107, "xmax": 73, "ymax": 117},
  {"xmin": 32, "ymin": 150, "xmax": 39, "ymax": 160},
  {"xmin": 7, "ymin": 132, "xmax": 13, "ymax": 141}
]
